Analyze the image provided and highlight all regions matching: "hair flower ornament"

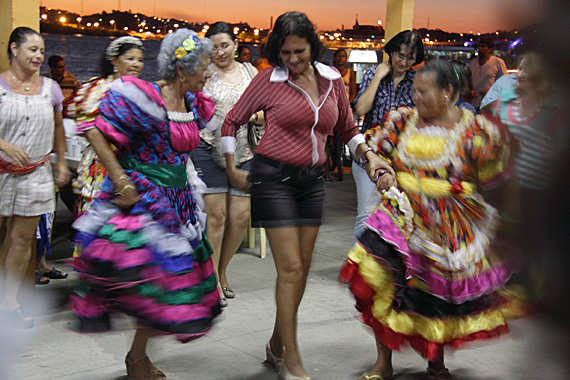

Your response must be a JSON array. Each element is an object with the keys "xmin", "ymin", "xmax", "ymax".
[
  {"xmin": 174, "ymin": 35, "xmax": 200, "ymax": 59},
  {"xmin": 174, "ymin": 47, "xmax": 187, "ymax": 59}
]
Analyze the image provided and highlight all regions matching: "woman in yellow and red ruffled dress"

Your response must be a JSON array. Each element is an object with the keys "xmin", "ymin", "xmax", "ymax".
[{"xmin": 340, "ymin": 60, "xmax": 525, "ymax": 380}]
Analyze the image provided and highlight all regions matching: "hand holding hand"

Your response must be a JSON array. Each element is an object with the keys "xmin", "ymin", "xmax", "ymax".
[
  {"xmin": 227, "ymin": 167, "xmax": 251, "ymax": 193},
  {"xmin": 365, "ymin": 154, "xmax": 397, "ymax": 192}
]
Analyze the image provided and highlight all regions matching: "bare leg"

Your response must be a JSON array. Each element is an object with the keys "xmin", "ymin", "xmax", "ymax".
[
  {"xmin": 129, "ymin": 328, "xmax": 151, "ymax": 359},
  {"xmin": 203, "ymin": 193, "xmax": 227, "ymax": 296},
  {"xmin": 267, "ymin": 225, "xmax": 319, "ymax": 378},
  {"xmin": 218, "ymin": 195, "xmax": 250, "ymax": 290},
  {"xmin": 126, "ymin": 327, "xmax": 165, "ymax": 379},
  {"xmin": 36, "ymin": 252, "xmax": 52, "ymax": 274},
  {"xmin": 0, "ymin": 215, "xmax": 41, "ymax": 312},
  {"xmin": 358, "ymin": 339, "xmax": 393, "ymax": 380}
]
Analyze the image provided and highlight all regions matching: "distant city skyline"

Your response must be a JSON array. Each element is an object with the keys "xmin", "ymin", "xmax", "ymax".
[{"xmin": 43, "ymin": 0, "xmax": 542, "ymax": 33}]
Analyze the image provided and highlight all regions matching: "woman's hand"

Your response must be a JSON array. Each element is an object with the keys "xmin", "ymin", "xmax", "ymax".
[
  {"xmin": 54, "ymin": 162, "xmax": 71, "ymax": 187},
  {"xmin": 114, "ymin": 182, "xmax": 139, "ymax": 209},
  {"xmin": 374, "ymin": 62, "xmax": 392, "ymax": 79},
  {"xmin": 1, "ymin": 142, "xmax": 30, "ymax": 167},
  {"xmin": 365, "ymin": 154, "xmax": 396, "ymax": 192},
  {"xmin": 227, "ymin": 167, "xmax": 251, "ymax": 193}
]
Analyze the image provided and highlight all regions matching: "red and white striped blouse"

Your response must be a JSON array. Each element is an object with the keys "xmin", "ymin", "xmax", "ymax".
[{"xmin": 221, "ymin": 62, "xmax": 365, "ymax": 167}]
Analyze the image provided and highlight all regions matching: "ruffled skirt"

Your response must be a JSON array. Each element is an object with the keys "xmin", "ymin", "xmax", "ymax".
[
  {"xmin": 340, "ymin": 209, "xmax": 525, "ymax": 360},
  {"xmin": 70, "ymin": 172, "xmax": 220, "ymax": 342},
  {"xmin": 72, "ymin": 146, "xmax": 107, "ymax": 218}
]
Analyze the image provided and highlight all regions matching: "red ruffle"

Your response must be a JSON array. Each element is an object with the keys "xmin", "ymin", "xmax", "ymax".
[{"xmin": 340, "ymin": 260, "xmax": 511, "ymax": 361}]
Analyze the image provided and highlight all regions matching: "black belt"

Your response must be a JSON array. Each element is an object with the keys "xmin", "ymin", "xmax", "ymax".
[{"xmin": 254, "ymin": 154, "xmax": 323, "ymax": 179}]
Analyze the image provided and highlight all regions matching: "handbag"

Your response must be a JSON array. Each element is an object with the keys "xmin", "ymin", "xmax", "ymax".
[
  {"xmin": 247, "ymin": 121, "xmax": 264, "ymax": 152},
  {"xmin": 243, "ymin": 62, "xmax": 265, "ymax": 152}
]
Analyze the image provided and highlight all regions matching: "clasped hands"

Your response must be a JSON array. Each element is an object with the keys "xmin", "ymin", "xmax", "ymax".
[{"xmin": 365, "ymin": 154, "xmax": 397, "ymax": 192}]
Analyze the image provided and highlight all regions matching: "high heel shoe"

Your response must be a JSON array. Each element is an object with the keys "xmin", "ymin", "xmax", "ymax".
[
  {"xmin": 0, "ymin": 307, "xmax": 34, "ymax": 329},
  {"xmin": 125, "ymin": 352, "xmax": 167, "ymax": 379},
  {"xmin": 265, "ymin": 342, "xmax": 284, "ymax": 372},
  {"xmin": 278, "ymin": 364, "xmax": 312, "ymax": 380}
]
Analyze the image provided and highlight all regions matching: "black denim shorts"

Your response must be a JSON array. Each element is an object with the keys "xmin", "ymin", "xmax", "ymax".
[
  {"xmin": 250, "ymin": 154, "xmax": 325, "ymax": 228},
  {"xmin": 192, "ymin": 139, "xmax": 252, "ymax": 196}
]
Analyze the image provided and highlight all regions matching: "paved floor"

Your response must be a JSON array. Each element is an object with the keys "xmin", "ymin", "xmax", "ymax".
[{"xmin": 1, "ymin": 175, "xmax": 569, "ymax": 380}]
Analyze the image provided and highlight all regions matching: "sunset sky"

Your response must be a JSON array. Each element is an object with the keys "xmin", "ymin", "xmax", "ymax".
[{"xmin": 43, "ymin": 0, "xmax": 543, "ymax": 33}]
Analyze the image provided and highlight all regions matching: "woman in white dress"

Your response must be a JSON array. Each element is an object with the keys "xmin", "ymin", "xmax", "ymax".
[{"xmin": 0, "ymin": 27, "xmax": 70, "ymax": 328}]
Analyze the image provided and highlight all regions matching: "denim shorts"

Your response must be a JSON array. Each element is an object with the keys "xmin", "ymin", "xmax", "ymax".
[
  {"xmin": 250, "ymin": 154, "xmax": 325, "ymax": 228},
  {"xmin": 192, "ymin": 139, "xmax": 251, "ymax": 196}
]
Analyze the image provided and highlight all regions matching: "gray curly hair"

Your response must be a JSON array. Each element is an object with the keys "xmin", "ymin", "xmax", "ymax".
[{"xmin": 157, "ymin": 29, "xmax": 213, "ymax": 80}]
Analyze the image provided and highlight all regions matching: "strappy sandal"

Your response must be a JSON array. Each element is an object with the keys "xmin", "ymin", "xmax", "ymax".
[
  {"xmin": 43, "ymin": 267, "xmax": 68, "ymax": 279},
  {"xmin": 35, "ymin": 272, "xmax": 50, "ymax": 285},
  {"xmin": 125, "ymin": 352, "xmax": 166, "ymax": 379},
  {"xmin": 427, "ymin": 367, "xmax": 451, "ymax": 380}
]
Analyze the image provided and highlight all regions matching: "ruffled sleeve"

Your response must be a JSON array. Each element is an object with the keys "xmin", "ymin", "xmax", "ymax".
[
  {"xmin": 94, "ymin": 76, "xmax": 167, "ymax": 150},
  {"xmin": 365, "ymin": 108, "xmax": 411, "ymax": 162},
  {"xmin": 64, "ymin": 78, "xmax": 111, "ymax": 134},
  {"xmin": 465, "ymin": 113, "xmax": 515, "ymax": 188}
]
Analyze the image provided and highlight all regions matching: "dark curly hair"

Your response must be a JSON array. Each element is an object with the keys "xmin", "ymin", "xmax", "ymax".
[
  {"xmin": 384, "ymin": 30, "xmax": 425, "ymax": 66},
  {"xmin": 264, "ymin": 12, "xmax": 326, "ymax": 67}
]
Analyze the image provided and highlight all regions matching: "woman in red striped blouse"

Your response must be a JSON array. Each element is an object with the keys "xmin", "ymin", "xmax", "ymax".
[{"xmin": 221, "ymin": 12, "xmax": 390, "ymax": 380}]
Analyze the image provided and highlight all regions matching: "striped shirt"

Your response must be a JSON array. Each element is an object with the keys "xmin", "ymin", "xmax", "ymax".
[
  {"xmin": 221, "ymin": 62, "xmax": 364, "ymax": 167},
  {"xmin": 354, "ymin": 66, "xmax": 415, "ymax": 133},
  {"xmin": 491, "ymin": 87, "xmax": 565, "ymax": 190},
  {"xmin": 44, "ymin": 71, "xmax": 79, "ymax": 101}
]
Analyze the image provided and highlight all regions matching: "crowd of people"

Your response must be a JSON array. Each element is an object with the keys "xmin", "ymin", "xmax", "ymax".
[{"xmin": 0, "ymin": 8, "xmax": 565, "ymax": 380}]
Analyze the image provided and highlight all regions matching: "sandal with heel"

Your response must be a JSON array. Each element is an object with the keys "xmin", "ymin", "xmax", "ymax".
[{"xmin": 125, "ymin": 352, "xmax": 166, "ymax": 379}]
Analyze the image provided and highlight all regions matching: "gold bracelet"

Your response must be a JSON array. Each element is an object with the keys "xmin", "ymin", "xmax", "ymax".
[{"xmin": 115, "ymin": 184, "xmax": 135, "ymax": 196}]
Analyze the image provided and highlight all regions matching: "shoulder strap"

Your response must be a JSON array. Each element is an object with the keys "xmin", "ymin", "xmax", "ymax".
[{"xmin": 243, "ymin": 62, "xmax": 255, "ymax": 80}]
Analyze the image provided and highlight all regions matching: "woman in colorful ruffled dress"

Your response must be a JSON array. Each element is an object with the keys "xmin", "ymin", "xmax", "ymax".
[
  {"xmin": 65, "ymin": 36, "xmax": 145, "ymax": 218},
  {"xmin": 71, "ymin": 29, "xmax": 220, "ymax": 379},
  {"xmin": 340, "ymin": 60, "xmax": 523, "ymax": 380}
]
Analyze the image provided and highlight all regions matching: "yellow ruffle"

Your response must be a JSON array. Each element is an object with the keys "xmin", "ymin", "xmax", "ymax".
[
  {"xmin": 396, "ymin": 172, "xmax": 476, "ymax": 198},
  {"xmin": 405, "ymin": 134, "xmax": 447, "ymax": 158},
  {"xmin": 347, "ymin": 245, "xmax": 511, "ymax": 343}
]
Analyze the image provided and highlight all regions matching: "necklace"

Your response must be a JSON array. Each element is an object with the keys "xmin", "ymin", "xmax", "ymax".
[{"xmin": 9, "ymin": 70, "xmax": 34, "ymax": 92}]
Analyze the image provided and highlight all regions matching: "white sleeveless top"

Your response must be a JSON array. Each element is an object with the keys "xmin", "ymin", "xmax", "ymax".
[
  {"xmin": 0, "ymin": 77, "xmax": 59, "ymax": 216},
  {"xmin": 202, "ymin": 62, "xmax": 255, "ymax": 164}
]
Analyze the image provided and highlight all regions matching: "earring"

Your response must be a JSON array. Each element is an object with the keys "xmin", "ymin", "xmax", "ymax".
[
  {"xmin": 113, "ymin": 66, "xmax": 118, "ymax": 73},
  {"xmin": 234, "ymin": 50, "xmax": 239, "ymax": 59},
  {"xmin": 180, "ymin": 75, "xmax": 186, "ymax": 82},
  {"xmin": 443, "ymin": 95, "xmax": 449, "ymax": 111}
]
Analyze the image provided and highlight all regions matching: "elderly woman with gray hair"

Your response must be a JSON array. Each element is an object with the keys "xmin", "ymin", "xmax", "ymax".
[{"xmin": 70, "ymin": 29, "xmax": 220, "ymax": 379}]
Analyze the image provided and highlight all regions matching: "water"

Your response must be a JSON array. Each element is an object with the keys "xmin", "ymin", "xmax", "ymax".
[
  {"xmin": 40, "ymin": 34, "xmax": 337, "ymax": 83},
  {"xmin": 41, "ymin": 34, "xmax": 162, "ymax": 82}
]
